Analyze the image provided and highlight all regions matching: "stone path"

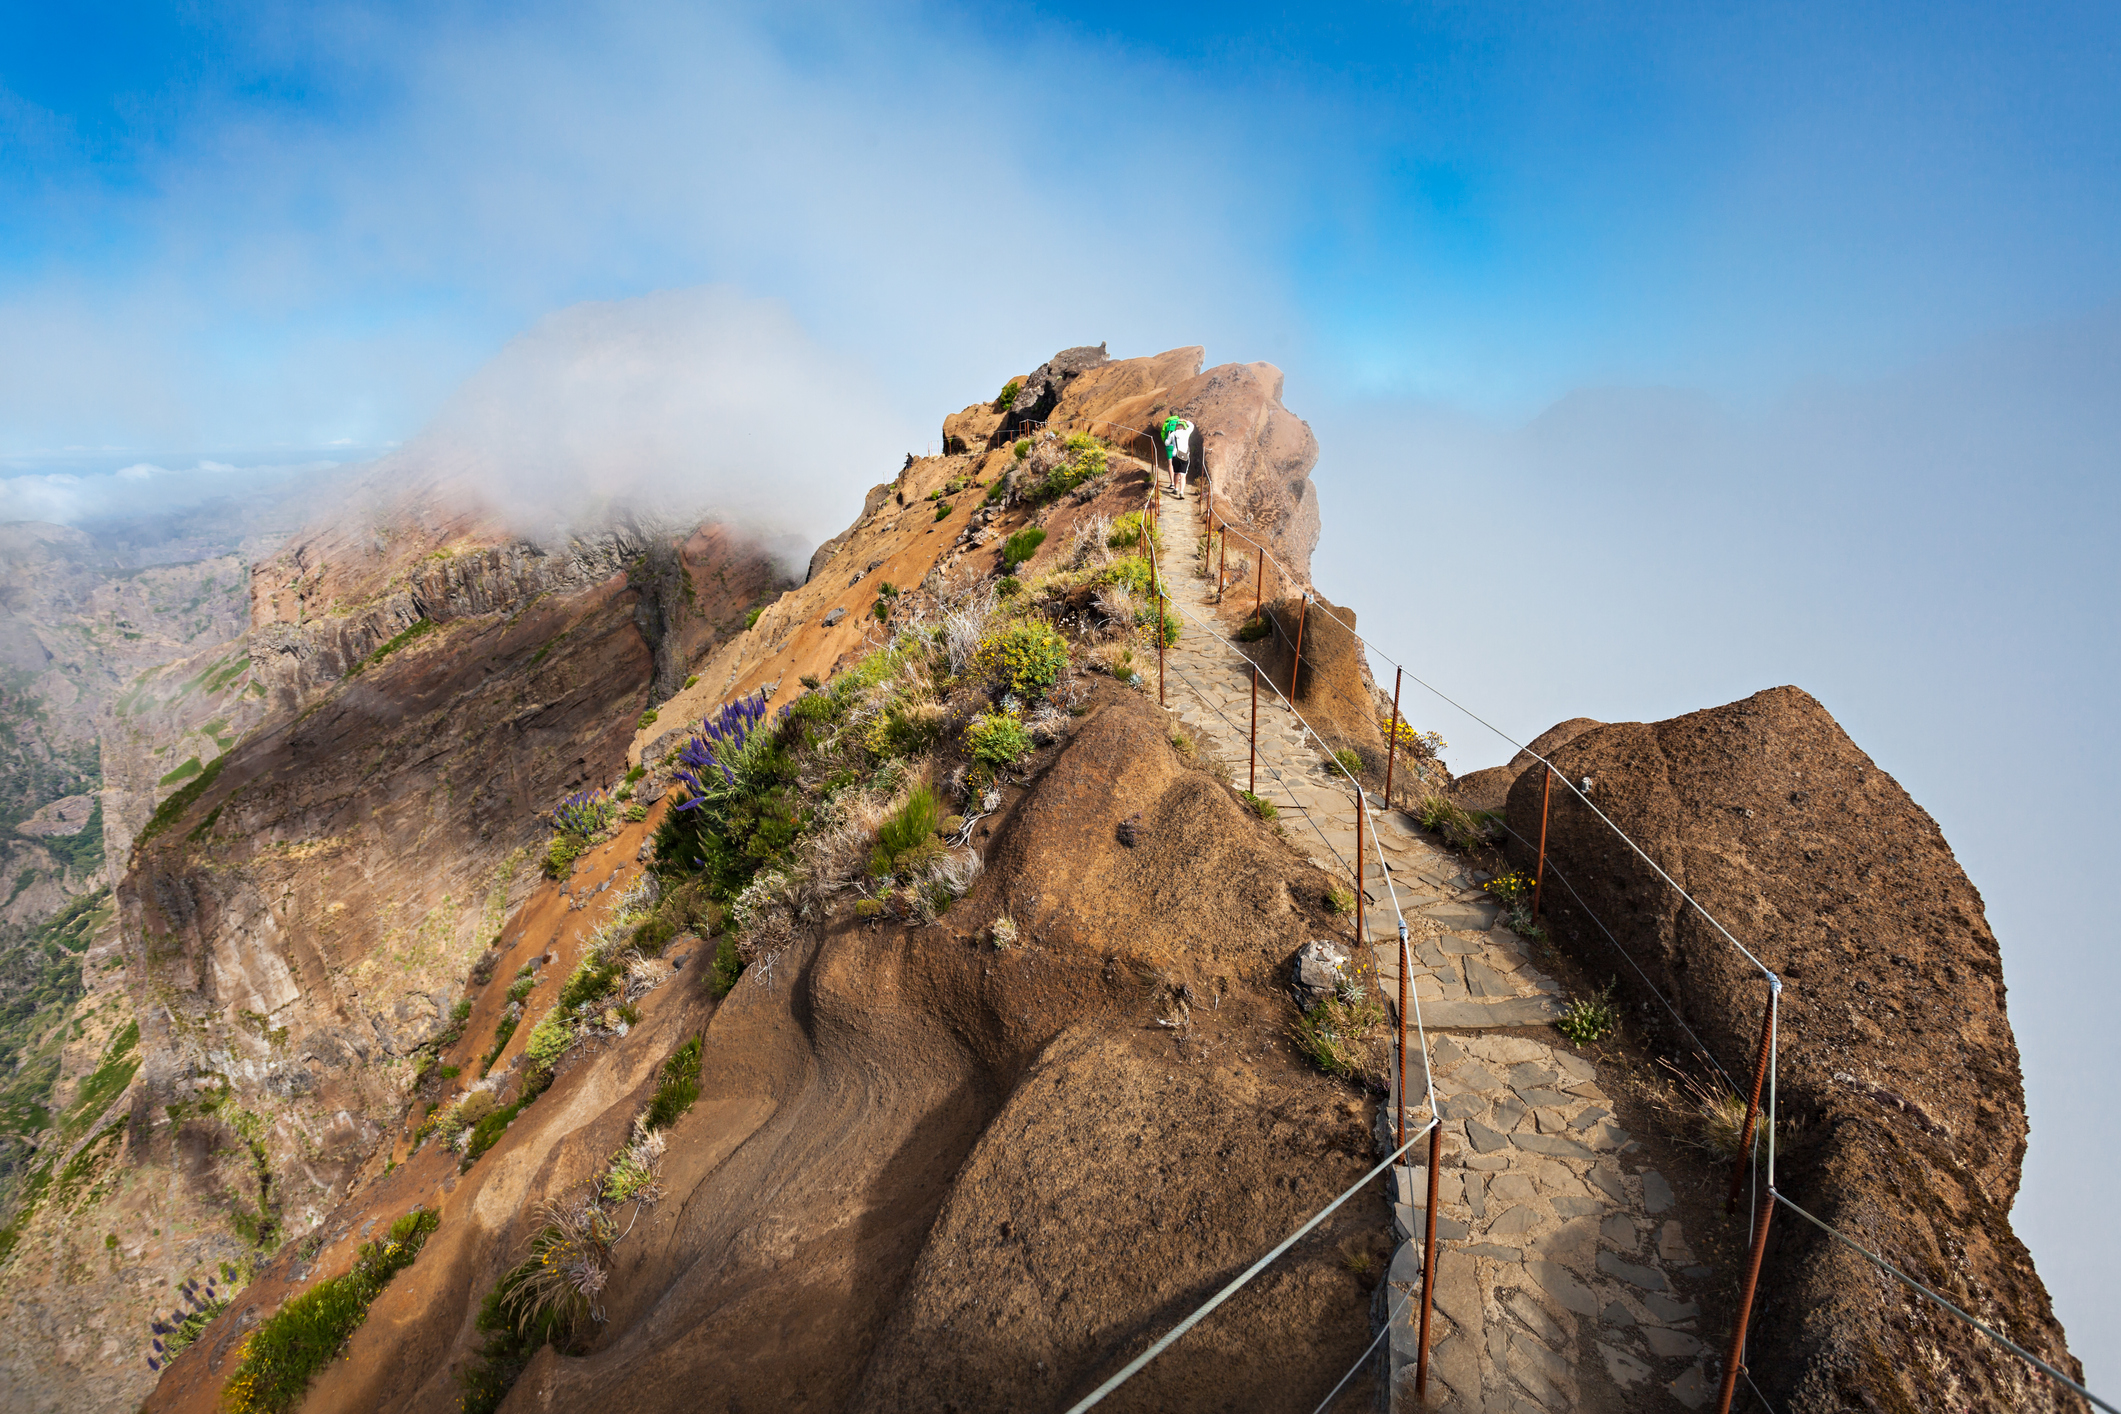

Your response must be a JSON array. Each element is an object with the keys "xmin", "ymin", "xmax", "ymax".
[{"xmin": 1152, "ymin": 495, "xmax": 1721, "ymax": 1412}]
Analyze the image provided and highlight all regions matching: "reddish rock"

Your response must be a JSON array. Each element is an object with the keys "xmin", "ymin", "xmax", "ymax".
[{"xmin": 1505, "ymin": 686, "xmax": 2082, "ymax": 1411}]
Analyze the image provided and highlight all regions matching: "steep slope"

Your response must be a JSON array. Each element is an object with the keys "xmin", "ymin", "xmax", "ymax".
[
  {"xmin": 136, "ymin": 344, "xmax": 1386, "ymax": 1414},
  {"xmin": 0, "ymin": 466, "xmax": 788, "ymax": 1412}
]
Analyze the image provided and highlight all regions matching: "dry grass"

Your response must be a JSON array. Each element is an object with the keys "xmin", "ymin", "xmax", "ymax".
[{"xmin": 1648, "ymin": 1059, "xmax": 1766, "ymax": 1162}]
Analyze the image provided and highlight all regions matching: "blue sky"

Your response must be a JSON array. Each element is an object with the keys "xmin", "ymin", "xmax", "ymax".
[{"xmin": 5, "ymin": 0, "xmax": 2119, "ymax": 1384}]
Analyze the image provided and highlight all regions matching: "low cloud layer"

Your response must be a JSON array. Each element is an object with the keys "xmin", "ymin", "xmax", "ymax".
[
  {"xmin": 0, "ymin": 456, "xmax": 341, "ymax": 527},
  {"xmin": 401, "ymin": 285, "xmax": 924, "ymax": 557}
]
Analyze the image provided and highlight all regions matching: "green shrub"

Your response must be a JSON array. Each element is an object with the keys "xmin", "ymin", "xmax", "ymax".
[
  {"xmin": 1106, "ymin": 511, "xmax": 1160, "ymax": 553},
  {"xmin": 1146, "ymin": 603, "xmax": 1180, "ymax": 647},
  {"xmin": 934, "ymin": 501, "xmax": 954, "ymax": 522},
  {"xmin": 996, "ymin": 378, "xmax": 1021, "ymax": 411},
  {"xmin": 866, "ymin": 700, "xmax": 944, "ymax": 759},
  {"xmin": 965, "ymin": 712, "xmax": 1035, "ymax": 770},
  {"xmin": 871, "ymin": 787, "xmax": 941, "ymax": 875},
  {"xmin": 1001, "ymin": 526, "xmax": 1047, "ymax": 570},
  {"xmin": 1235, "ymin": 614, "xmax": 1271, "ymax": 643},
  {"xmin": 222, "ymin": 1209, "xmax": 438, "ymax": 1413},
  {"xmin": 974, "ymin": 620, "xmax": 1068, "ymax": 696},
  {"xmin": 744, "ymin": 607, "xmax": 765, "ymax": 629},
  {"xmin": 462, "ymin": 1094, "xmax": 532, "ymax": 1167},
  {"xmin": 710, "ymin": 934, "xmax": 744, "ymax": 997},
  {"xmin": 1415, "ymin": 793, "xmax": 1496, "ymax": 851},
  {"xmin": 995, "ymin": 575, "xmax": 1023, "ymax": 599},
  {"xmin": 1013, "ymin": 438, "xmax": 1031, "ymax": 461},
  {"xmin": 1098, "ymin": 555, "xmax": 1153, "ymax": 599},
  {"xmin": 643, "ymin": 1036, "xmax": 703, "ymax": 1131},
  {"xmin": 638, "ymin": 709, "xmax": 658, "ymax": 729},
  {"xmin": 1324, "ymin": 883, "xmax": 1355, "ymax": 915},
  {"xmin": 541, "ymin": 835, "xmax": 580, "ymax": 880},
  {"xmin": 525, "ymin": 1008, "xmax": 576, "ymax": 1070},
  {"xmin": 1556, "ymin": 987, "xmax": 1620, "ymax": 1046},
  {"xmin": 1240, "ymin": 791, "xmax": 1278, "ymax": 820},
  {"xmin": 1332, "ymin": 748, "xmax": 1364, "ymax": 778}
]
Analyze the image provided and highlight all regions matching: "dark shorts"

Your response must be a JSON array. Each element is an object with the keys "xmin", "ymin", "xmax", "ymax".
[{"xmin": 1172, "ymin": 455, "xmax": 1190, "ymax": 478}]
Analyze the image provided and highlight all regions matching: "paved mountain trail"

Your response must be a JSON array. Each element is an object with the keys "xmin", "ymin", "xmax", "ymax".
[{"xmin": 1153, "ymin": 489, "xmax": 1724, "ymax": 1413}]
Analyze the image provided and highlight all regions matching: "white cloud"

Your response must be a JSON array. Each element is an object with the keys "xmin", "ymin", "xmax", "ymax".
[{"xmin": 401, "ymin": 284, "xmax": 922, "ymax": 552}]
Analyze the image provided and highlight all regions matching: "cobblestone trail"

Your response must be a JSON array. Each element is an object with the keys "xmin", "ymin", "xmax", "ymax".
[{"xmin": 1154, "ymin": 494, "xmax": 1720, "ymax": 1412}]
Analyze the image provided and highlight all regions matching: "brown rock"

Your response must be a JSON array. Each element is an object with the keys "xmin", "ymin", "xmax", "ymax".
[
  {"xmin": 1504, "ymin": 685, "xmax": 2082, "ymax": 1410},
  {"xmin": 1453, "ymin": 717, "xmax": 1605, "ymax": 813},
  {"xmin": 942, "ymin": 401, "xmax": 1005, "ymax": 455}
]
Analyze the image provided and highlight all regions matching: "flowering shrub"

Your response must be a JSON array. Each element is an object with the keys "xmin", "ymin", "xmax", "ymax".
[
  {"xmin": 974, "ymin": 621, "xmax": 1068, "ymax": 696},
  {"xmin": 1381, "ymin": 714, "xmax": 1446, "ymax": 758},
  {"xmin": 1483, "ymin": 870, "xmax": 1535, "ymax": 910},
  {"xmin": 965, "ymin": 711, "xmax": 1035, "ymax": 769},
  {"xmin": 552, "ymin": 790, "xmax": 616, "ymax": 838}
]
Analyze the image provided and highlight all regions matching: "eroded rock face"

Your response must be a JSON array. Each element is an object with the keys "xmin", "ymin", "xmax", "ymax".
[{"xmin": 1504, "ymin": 685, "xmax": 2081, "ymax": 1410}]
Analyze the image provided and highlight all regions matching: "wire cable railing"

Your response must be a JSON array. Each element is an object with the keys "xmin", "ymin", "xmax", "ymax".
[{"xmin": 1178, "ymin": 463, "xmax": 2104, "ymax": 1414}]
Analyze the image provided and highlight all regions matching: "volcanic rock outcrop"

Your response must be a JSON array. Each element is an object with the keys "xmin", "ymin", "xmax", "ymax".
[{"xmin": 1504, "ymin": 685, "xmax": 2080, "ymax": 1411}]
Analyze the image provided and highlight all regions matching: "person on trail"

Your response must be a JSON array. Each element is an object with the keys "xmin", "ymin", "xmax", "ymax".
[{"xmin": 1161, "ymin": 415, "xmax": 1196, "ymax": 495}]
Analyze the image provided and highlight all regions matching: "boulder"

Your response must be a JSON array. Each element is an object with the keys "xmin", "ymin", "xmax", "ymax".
[
  {"xmin": 941, "ymin": 402, "xmax": 1005, "ymax": 455},
  {"xmin": 1001, "ymin": 342, "xmax": 1111, "ymax": 435},
  {"xmin": 1505, "ymin": 685, "xmax": 2083, "ymax": 1410},
  {"xmin": 1292, "ymin": 938, "xmax": 1352, "ymax": 1010},
  {"xmin": 1451, "ymin": 718, "xmax": 1605, "ymax": 813}
]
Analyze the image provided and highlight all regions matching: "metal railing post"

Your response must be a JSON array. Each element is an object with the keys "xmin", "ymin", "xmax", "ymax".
[
  {"xmin": 1354, "ymin": 790, "xmax": 1366, "ymax": 946},
  {"xmin": 1727, "ymin": 979, "xmax": 1782, "ymax": 1214},
  {"xmin": 1714, "ymin": 1184, "xmax": 1777, "ymax": 1414},
  {"xmin": 1248, "ymin": 667, "xmax": 1258, "ymax": 794},
  {"xmin": 1383, "ymin": 667, "xmax": 1403, "ymax": 809},
  {"xmin": 1395, "ymin": 922, "xmax": 1409, "ymax": 1150},
  {"xmin": 1254, "ymin": 546, "xmax": 1264, "ymax": 618},
  {"xmin": 1415, "ymin": 1122, "xmax": 1441, "ymax": 1395},
  {"xmin": 1533, "ymin": 766, "xmax": 1552, "ymax": 921},
  {"xmin": 1157, "ymin": 590, "xmax": 1167, "ymax": 706},
  {"xmin": 1216, "ymin": 507, "xmax": 1227, "ymax": 599},
  {"xmin": 1288, "ymin": 593, "xmax": 1308, "ymax": 701}
]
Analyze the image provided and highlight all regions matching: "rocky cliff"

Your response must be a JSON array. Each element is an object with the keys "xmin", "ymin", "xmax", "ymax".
[
  {"xmin": 1504, "ymin": 686, "xmax": 2081, "ymax": 1411},
  {"xmin": 0, "ymin": 463, "xmax": 788, "ymax": 1412}
]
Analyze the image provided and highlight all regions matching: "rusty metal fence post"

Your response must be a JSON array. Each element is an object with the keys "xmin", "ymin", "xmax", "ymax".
[
  {"xmin": 1415, "ymin": 1123, "xmax": 1441, "ymax": 1395},
  {"xmin": 1354, "ymin": 790, "xmax": 1366, "ymax": 947},
  {"xmin": 1216, "ymin": 510, "xmax": 1227, "ymax": 599},
  {"xmin": 1727, "ymin": 978, "xmax": 1782, "ymax": 1214},
  {"xmin": 1396, "ymin": 922, "xmax": 1409, "ymax": 1150},
  {"xmin": 1248, "ymin": 668, "xmax": 1258, "ymax": 794},
  {"xmin": 1253, "ymin": 546, "xmax": 1264, "ymax": 618},
  {"xmin": 1383, "ymin": 666, "xmax": 1404, "ymax": 809},
  {"xmin": 1714, "ymin": 1185, "xmax": 1777, "ymax": 1414},
  {"xmin": 1157, "ymin": 590, "xmax": 1167, "ymax": 706},
  {"xmin": 1289, "ymin": 593, "xmax": 1308, "ymax": 702},
  {"xmin": 1533, "ymin": 766, "xmax": 1552, "ymax": 921}
]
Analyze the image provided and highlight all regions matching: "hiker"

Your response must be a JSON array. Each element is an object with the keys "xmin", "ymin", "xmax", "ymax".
[{"xmin": 1161, "ymin": 414, "xmax": 1196, "ymax": 495}]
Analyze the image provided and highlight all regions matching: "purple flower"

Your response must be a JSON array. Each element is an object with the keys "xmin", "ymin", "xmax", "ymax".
[{"xmin": 148, "ymin": 1357, "xmax": 159, "ymax": 1371}]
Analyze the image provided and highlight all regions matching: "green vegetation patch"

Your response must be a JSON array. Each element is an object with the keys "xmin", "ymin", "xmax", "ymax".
[
  {"xmin": 137, "ymin": 752, "xmax": 230, "ymax": 846},
  {"xmin": 222, "ymin": 1208, "xmax": 439, "ymax": 1413},
  {"xmin": 347, "ymin": 618, "xmax": 440, "ymax": 677}
]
